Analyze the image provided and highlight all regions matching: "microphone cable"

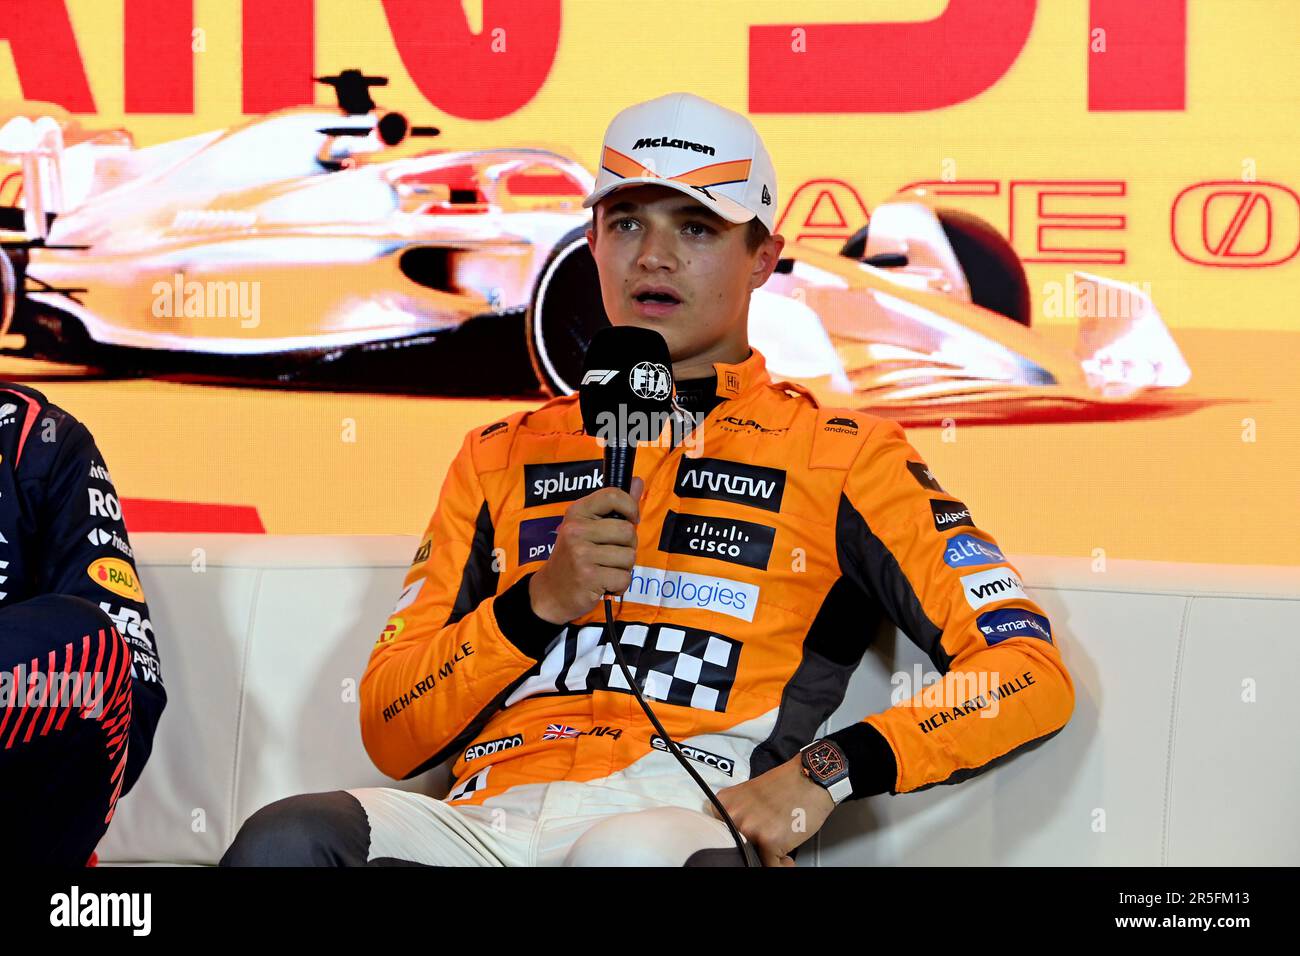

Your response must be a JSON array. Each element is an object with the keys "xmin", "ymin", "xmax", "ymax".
[{"xmin": 601, "ymin": 595, "xmax": 756, "ymax": 867}]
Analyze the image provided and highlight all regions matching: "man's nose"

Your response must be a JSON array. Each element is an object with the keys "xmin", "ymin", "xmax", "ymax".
[{"xmin": 636, "ymin": 224, "xmax": 677, "ymax": 271}]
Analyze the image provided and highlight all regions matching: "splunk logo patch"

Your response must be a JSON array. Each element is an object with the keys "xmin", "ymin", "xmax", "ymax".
[
  {"xmin": 524, "ymin": 460, "xmax": 604, "ymax": 506},
  {"xmin": 657, "ymin": 510, "xmax": 775, "ymax": 570}
]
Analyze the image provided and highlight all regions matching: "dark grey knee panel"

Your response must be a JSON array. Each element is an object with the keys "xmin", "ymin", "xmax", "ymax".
[{"xmin": 219, "ymin": 791, "xmax": 371, "ymax": 866}]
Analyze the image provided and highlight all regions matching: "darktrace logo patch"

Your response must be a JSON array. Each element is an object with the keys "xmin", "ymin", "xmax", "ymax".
[{"xmin": 931, "ymin": 499, "xmax": 974, "ymax": 531}]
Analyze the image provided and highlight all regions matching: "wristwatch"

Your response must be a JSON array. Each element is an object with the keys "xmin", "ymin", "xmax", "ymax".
[{"xmin": 798, "ymin": 739, "xmax": 852, "ymax": 804}]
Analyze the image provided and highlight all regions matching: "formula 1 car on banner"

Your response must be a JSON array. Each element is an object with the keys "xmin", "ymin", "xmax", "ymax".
[{"xmin": 0, "ymin": 71, "xmax": 1192, "ymax": 421}]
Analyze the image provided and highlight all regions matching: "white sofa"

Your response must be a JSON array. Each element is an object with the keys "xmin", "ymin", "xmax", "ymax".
[{"xmin": 97, "ymin": 534, "xmax": 1300, "ymax": 866}]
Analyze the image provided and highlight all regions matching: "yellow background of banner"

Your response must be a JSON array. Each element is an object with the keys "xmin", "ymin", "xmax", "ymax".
[{"xmin": 1, "ymin": 0, "xmax": 1296, "ymax": 563}]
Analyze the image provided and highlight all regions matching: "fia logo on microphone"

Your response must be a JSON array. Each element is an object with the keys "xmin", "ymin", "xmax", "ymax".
[{"xmin": 630, "ymin": 362, "xmax": 671, "ymax": 401}]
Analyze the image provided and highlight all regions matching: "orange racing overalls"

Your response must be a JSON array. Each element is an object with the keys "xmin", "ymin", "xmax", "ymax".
[{"xmin": 360, "ymin": 347, "xmax": 1074, "ymax": 804}]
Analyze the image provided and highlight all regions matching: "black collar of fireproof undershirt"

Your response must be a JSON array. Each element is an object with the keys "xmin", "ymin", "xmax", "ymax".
[{"xmin": 672, "ymin": 374, "xmax": 725, "ymax": 417}]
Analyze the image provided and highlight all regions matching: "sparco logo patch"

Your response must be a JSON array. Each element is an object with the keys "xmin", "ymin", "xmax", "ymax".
[
  {"xmin": 674, "ymin": 458, "xmax": 785, "ymax": 512},
  {"xmin": 632, "ymin": 136, "xmax": 715, "ymax": 155},
  {"xmin": 658, "ymin": 510, "xmax": 775, "ymax": 570},
  {"xmin": 650, "ymin": 735, "xmax": 735, "ymax": 776},
  {"xmin": 930, "ymin": 499, "xmax": 974, "ymax": 531},
  {"xmin": 524, "ymin": 460, "xmax": 604, "ymax": 506},
  {"xmin": 463, "ymin": 734, "xmax": 524, "ymax": 762}
]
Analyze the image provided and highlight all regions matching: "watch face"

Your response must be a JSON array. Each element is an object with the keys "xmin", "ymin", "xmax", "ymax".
[{"xmin": 805, "ymin": 743, "xmax": 845, "ymax": 781}]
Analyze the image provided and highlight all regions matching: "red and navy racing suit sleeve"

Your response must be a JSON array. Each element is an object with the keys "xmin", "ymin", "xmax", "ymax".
[
  {"xmin": 826, "ymin": 418, "xmax": 1074, "ymax": 797},
  {"xmin": 35, "ymin": 416, "xmax": 166, "ymax": 795}
]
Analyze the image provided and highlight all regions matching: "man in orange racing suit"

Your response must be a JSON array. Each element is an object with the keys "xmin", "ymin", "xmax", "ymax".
[{"xmin": 221, "ymin": 92, "xmax": 1073, "ymax": 867}]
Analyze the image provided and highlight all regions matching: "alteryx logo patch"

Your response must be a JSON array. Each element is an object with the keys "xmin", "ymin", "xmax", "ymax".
[
  {"xmin": 931, "ymin": 499, "xmax": 974, "ymax": 531},
  {"xmin": 658, "ymin": 510, "xmax": 775, "ymax": 570},
  {"xmin": 524, "ymin": 460, "xmax": 604, "ymax": 506},
  {"xmin": 674, "ymin": 458, "xmax": 784, "ymax": 512},
  {"xmin": 977, "ymin": 609, "xmax": 1053, "ymax": 646},
  {"xmin": 519, "ymin": 515, "xmax": 562, "ymax": 564},
  {"xmin": 960, "ymin": 567, "xmax": 1028, "ymax": 609},
  {"xmin": 943, "ymin": 533, "xmax": 1006, "ymax": 569}
]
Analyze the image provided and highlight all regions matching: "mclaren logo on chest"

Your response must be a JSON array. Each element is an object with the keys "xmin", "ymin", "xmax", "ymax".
[{"xmin": 674, "ymin": 458, "xmax": 785, "ymax": 512}]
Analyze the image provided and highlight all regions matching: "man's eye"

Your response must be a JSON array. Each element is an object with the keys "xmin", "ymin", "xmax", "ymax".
[
  {"xmin": 684, "ymin": 222, "xmax": 713, "ymax": 237},
  {"xmin": 612, "ymin": 217, "xmax": 637, "ymax": 231}
]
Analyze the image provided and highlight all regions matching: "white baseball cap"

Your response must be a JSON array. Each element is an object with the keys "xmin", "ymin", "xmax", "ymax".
[{"xmin": 583, "ymin": 92, "xmax": 778, "ymax": 233}]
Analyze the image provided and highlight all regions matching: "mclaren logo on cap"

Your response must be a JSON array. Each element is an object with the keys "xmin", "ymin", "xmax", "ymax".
[
  {"xmin": 600, "ymin": 147, "xmax": 752, "ymax": 191},
  {"xmin": 632, "ymin": 136, "xmax": 716, "ymax": 155}
]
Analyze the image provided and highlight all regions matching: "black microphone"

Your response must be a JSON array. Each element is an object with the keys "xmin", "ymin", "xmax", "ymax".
[
  {"xmin": 576, "ymin": 327, "xmax": 756, "ymax": 866},
  {"xmin": 579, "ymin": 326, "xmax": 674, "ymax": 505}
]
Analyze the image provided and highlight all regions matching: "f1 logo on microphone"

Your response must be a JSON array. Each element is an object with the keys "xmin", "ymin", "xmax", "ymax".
[{"xmin": 581, "ymin": 369, "xmax": 618, "ymax": 385}]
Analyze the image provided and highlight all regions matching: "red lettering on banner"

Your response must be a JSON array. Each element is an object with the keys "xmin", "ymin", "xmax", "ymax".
[
  {"xmin": 381, "ymin": 0, "xmax": 560, "ymax": 120},
  {"xmin": 0, "ymin": 0, "xmax": 94, "ymax": 112},
  {"xmin": 897, "ymin": 179, "xmax": 1004, "ymax": 229},
  {"xmin": 125, "ymin": 0, "xmax": 193, "ymax": 113},
  {"xmin": 1171, "ymin": 182, "xmax": 1300, "ymax": 268},
  {"xmin": 897, "ymin": 180, "xmax": 1002, "ymax": 200},
  {"xmin": 1009, "ymin": 181, "xmax": 1126, "ymax": 264},
  {"xmin": 243, "ymin": 0, "xmax": 315, "ymax": 113},
  {"xmin": 775, "ymin": 180, "xmax": 869, "ymax": 246},
  {"xmin": 749, "ymin": 0, "xmax": 1036, "ymax": 113},
  {"xmin": 1089, "ymin": 0, "xmax": 1186, "ymax": 111}
]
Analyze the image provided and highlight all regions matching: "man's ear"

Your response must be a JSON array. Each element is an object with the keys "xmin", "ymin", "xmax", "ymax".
[
  {"xmin": 585, "ymin": 223, "xmax": 595, "ymax": 249},
  {"xmin": 751, "ymin": 233, "xmax": 786, "ymax": 290}
]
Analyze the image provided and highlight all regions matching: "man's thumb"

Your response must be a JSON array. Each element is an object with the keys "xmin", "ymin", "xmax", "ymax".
[{"xmin": 629, "ymin": 476, "xmax": 645, "ymax": 500}]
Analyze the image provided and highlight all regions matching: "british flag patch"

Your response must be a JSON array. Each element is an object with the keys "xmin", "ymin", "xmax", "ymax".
[{"xmin": 542, "ymin": 724, "xmax": 581, "ymax": 740}]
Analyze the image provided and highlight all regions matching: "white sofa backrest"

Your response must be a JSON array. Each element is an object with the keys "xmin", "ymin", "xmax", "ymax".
[{"xmin": 97, "ymin": 536, "xmax": 1300, "ymax": 865}]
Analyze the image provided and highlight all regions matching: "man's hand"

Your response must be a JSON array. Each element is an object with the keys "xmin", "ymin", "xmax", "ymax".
[
  {"xmin": 716, "ymin": 755, "xmax": 835, "ymax": 867},
  {"xmin": 529, "ymin": 476, "xmax": 645, "ymax": 625}
]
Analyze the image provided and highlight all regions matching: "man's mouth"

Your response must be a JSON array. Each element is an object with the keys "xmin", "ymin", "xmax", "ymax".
[{"xmin": 632, "ymin": 286, "xmax": 683, "ymax": 317}]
